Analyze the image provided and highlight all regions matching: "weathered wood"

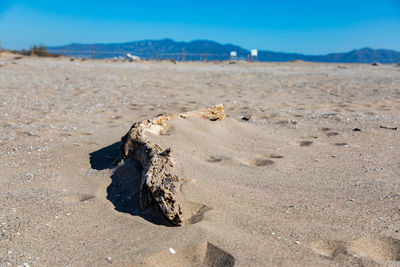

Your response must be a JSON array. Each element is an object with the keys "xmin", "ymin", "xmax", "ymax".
[{"xmin": 118, "ymin": 104, "xmax": 225, "ymax": 225}]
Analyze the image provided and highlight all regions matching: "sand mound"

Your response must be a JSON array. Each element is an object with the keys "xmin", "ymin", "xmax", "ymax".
[
  {"xmin": 311, "ymin": 236, "xmax": 400, "ymax": 262},
  {"xmin": 145, "ymin": 242, "xmax": 235, "ymax": 266}
]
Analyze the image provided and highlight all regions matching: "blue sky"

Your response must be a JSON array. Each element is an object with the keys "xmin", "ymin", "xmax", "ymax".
[{"xmin": 1, "ymin": 0, "xmax": 399, "ymax": 54}]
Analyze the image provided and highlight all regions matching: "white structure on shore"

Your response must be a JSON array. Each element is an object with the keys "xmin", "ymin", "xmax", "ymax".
[{"xmin": 126, "ymin": 53, "xmax": 141, "ymax": 61}]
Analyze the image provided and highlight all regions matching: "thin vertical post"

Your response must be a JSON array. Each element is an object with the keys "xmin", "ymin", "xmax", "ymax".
[{"xmin": 91, "ymin": 45, "xmax": 95, "ymax": 60}]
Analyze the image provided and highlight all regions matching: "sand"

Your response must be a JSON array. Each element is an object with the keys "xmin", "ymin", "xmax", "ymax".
[{"xmin": 0, "ymin": 53, "xmax": 400, "ymax": 266}]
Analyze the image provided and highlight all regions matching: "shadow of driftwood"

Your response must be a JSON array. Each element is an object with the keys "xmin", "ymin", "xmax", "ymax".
[
  {"xmin": 89, "ymin": 142, "xmax": 121, "ymax": 170},
  {"xmin": 89, "ymin": 142, "xmax": 173, "ymax": 226}
]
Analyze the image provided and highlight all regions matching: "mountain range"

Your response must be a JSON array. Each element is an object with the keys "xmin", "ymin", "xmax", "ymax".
[{"xmin": 47, "ymin": 38, "xmax": 400, "ymax": 63}]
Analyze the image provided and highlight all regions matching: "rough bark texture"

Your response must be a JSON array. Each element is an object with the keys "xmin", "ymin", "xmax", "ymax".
[{"xmin": 118, "ymin": 105, "xmax": 226, "ymax": 225}]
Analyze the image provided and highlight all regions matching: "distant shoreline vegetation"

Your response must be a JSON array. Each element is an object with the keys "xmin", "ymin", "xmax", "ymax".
[{"xmin": 13, "ymin": 45, "xmax": 60, "ymax": 58}]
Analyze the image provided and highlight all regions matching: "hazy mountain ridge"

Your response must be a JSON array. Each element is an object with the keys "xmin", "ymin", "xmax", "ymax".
[{"xmin": 48, "ymin": 39, "xmax": 400, "ymax": 63}]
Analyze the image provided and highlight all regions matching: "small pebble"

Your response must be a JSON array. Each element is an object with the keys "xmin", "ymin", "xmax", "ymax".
[
  {"xmin": 169, "ymin": 247, "xmax": 176, "ymax": 254},
  {"xmin": 106, "ymin": 257, "xmax": 112, "ymax": 262}
]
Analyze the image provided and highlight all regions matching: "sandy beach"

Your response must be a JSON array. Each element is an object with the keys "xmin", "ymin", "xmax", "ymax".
[{"xmin": 0, "ymin": 53, "xmax": 400, "ymax": 266}]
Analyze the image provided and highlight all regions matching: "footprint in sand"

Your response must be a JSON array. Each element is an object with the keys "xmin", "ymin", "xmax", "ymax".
[
  {"xmin": 14, "ymin": 131, "xmax": 37, "ymax": 137},
  {"xmin": 321, "ymin": 127, "xmax": 332, "ymax": 132},
  {"xmin": 252, "ymin": 158, "xmax": 275, "ymax": 166},
  {"xmin": 63, "ymin": 194, "xmax": 96, "ymax": 203},
  {"xmin": 293, "ymin": 114, "xmax": 304, "ymax": 118},
  {"xmin": 311, "ymin": 236, "xmax": 400, "ymax": 262},
  {"xmin": 297, "ymin": 141, "xmax": 313, "ymax": 147},
  {"xmin": 207, "ymin": 155, "xmax": 277, "ymax": 167},
  {"xmin": 326, "ymin": 132, "xmax": 340, "ymax": 137},
  {"xmin": 185, "ymin": 203, "xmax": 211, "ymax": 225},
  {"xmin": 146, "ymin": 241, "xmax": 235, "ymax": 267},
  {"xmin": 269, "ymin": 154, "xmax": 284, "ymax": 159},
  {"xmin": 321, "ymin": 128, "xmax": 340, "ymax": 137},
  {"xmin": 310, "ymin": 240, "xmax": 347, "ymax": 258},
  {"xmin": 240, "ymin": 157, "xmax": 275, "ymax": 167},
  {"xmin": 334, "ymin": 142, "xmax": 348, "ymax": 147},
  {"xmin": 206, "ymin": 155, "xmax": 229, "ymax": 163}
]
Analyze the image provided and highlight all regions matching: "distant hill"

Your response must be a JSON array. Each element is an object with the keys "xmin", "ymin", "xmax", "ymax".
[
  {"xmin": 257, "ymin": 47, "xmax": 400, "ymax": 63},
  {"xmin": 47, "ymin": 39, "xmax": 400, "ymax": 63},
  {"xmin": 47, "ymin": 38, "xmax": 248, "ymax": 61}
]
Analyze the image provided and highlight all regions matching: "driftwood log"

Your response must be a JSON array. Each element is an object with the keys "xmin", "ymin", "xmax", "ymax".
[{"xmin": 117, "ymin": 105, "xmax": 226, "ymax": 225}]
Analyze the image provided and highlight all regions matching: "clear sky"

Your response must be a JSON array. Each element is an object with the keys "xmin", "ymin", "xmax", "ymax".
[{"xmin": 1, "ymin": 0, "xmax": 400, "ymax": 54}]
